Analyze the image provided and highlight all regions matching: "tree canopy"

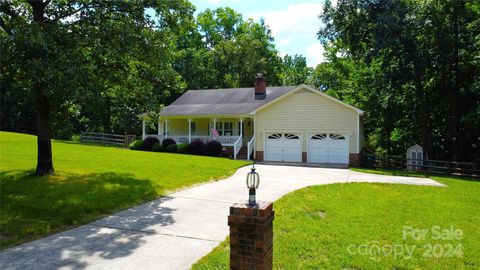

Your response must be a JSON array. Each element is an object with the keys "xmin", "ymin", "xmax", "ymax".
[
  {"xmin": 1, "ymin": 0, "xmax": 479, "ymax": 176},
  {"xmin": 1, "ymin": 0, "xmax": 195, "ymax": 174},
  {"xmin": 315, "ymin": 0, "xmax": 480, "ymax": 162}
]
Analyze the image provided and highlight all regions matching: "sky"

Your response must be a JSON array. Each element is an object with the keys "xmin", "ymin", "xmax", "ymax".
[{"xmin": 189, "ymin": 0, "xmax": 330, "ymax": 67}]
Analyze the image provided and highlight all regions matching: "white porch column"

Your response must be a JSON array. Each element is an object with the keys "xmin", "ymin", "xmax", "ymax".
[
  {"xmin": 157, "ymin": 118, "xmax": 161, "ymax": 136},
  {"xmin": 239, "ymin": 118, "xmax": 243, "ymax": 139},
  {"xmin": 188, "ymin": 118, "xmax": 192, "ymax": 143},
  {"xmin": 165, "ymin": 119, "xmax": 169, "ymax": 139},
  {"xmin": 253, "ymin": 115, "xmax": 256, "ymax": 159},
  {"xmin": 142, "ymin": 119, "xmax": 146, "ymax": 140}
]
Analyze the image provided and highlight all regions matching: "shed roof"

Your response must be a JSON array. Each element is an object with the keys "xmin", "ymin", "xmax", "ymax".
[{"xmin": 407, "ymin": 144, "xmax": 423, "ymax": 151}]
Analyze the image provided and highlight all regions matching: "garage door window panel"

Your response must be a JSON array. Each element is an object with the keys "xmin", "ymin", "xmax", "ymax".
[
  {"xmin": 330, "ymin": 134, "xmax": 346, "ymax": 140},
  {"xmin": 268, "ymin": 133, "xmax": 282, "ymax": 139},
  {"xmin": 311, "ymin": 134, "xmax": 327, "ymax": 140}
]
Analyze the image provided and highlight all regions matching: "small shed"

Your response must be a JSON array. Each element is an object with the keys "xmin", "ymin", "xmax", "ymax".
[{"xmin": 406, "ymin": 144, "xmax": 423, "ymax": 171}]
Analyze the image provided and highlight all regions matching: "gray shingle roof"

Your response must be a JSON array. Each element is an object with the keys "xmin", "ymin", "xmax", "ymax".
[{"xmin": 160, "ymin": 86, "xmax": 297, "ymax": 116}]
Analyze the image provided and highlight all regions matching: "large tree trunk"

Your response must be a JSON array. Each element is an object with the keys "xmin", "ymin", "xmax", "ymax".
[
  {"xmin": 35, "ymin": 83, "xmax": 55, "ymax": 176},
  {"xmin": 28, "ymin": 0, "xmax": 55, "ymax": 176}
]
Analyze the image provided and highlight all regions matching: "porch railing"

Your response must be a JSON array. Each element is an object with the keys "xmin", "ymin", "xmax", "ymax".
[
  {"xmin": 145, "ymin": 134, "xmax": 240, "ymax": 146},
  {"xmin": 247, "ymin": 137, "xmax": 255, "ymax": 161},
  {"xmin": 145, "ymin": 134, "xmax": 162, "ymax": 141},
  {"xmin": 233, "ymin": 136, "xmax": 243, "ymax": 160}
]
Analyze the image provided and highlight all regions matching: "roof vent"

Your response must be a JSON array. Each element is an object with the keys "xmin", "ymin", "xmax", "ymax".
[{"xmin": 254, "ymin": 73, "xmax": 266, "ymax": 100}]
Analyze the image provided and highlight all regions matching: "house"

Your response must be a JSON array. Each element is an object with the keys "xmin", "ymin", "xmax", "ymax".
[{"xmin": 141, "ymin": 75, "xmax": 364, "ymax": 165}]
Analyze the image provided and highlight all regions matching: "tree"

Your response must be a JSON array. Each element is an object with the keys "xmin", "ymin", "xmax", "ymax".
[
  {"xmin": 279, "ymin": 54, "xmax": 313, "ymax": 86},
  {"xmin": 174, "ymin": 8, "xmax": 283, "ymax": 90},
  {"xmin": 316, "ymin": 0, "xmax": 480, "ymax": 161},
  {"xmin": 0, "ymin": 0, "xmax": 194, "ymax": 175}
]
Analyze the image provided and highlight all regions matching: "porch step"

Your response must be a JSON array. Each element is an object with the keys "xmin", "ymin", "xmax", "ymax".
[{"xmin": 236, "ymin": 146, "xmax": 249, "ymax": 160}]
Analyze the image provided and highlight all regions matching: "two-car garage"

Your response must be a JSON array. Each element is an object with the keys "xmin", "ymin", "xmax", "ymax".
[
  {"xmin": 253, "ymin": 86, "xmax": 363, "ymax": 166},
  {"xmin": 264, "ymin": 132, "xmax": 349, "ymax": 164}
]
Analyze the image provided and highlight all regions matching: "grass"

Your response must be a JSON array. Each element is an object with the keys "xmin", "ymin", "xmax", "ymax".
[
  {"xmin": 192, "ymin": 172, "xmax": 480, "ymax": 269},
  {"xmin": 350, "ymin": 166, "xmax": 435, "ymax": 178},
  {"xmin": 0, "ymin": 131, "xmax": 248, "ymax": 249}
]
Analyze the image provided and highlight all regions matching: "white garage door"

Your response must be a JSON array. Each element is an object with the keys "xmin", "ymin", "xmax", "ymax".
[
  {"xmin": 308, "ymin": 133, "xmax": 349, "ymax": 164},
  {"xmin": 265, "ymin": 133, "xmax": 302, "ymax": 162}
]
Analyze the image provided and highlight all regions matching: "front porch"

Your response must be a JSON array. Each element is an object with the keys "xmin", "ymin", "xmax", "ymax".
[{"xmin": 142, "ymin": 117, "xmax": 255, "ymax": 160}]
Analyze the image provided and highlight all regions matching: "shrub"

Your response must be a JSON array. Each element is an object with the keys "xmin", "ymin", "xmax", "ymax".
[
  {"xmin": 205, "ymin": 140, "xmax": 222, "ymax": 156},
  {"xmin": 188, "ymin": 139, "xmax": 205, "ymax": 155},
  {"xmin": 177, "ymin": 143, "xmax": 188, "ymax": 154},
  {"xmin": 129, "ymin": 140, "xmax": 143, "ymax": 150},
  {"xmin": 142, "ymin": 137, "xmax": 160, "ymax": 151},
  {"xmin": 166, "ymin": 144, "xmax": 177, "ymax": 153},
  {"xmin": 152, "ymin": 142, "xmax": 163, "ymax": 152},
  {"xmin": 162, "ymin": 138, "xmax": 176, "ymax": 149},
  {"xmin": 71, "ymin": 134, "xmax": 81, "ymax": 142},
  {"xmin": 220, "ymin": 149, "xmax": 232, "ymax": 158}
]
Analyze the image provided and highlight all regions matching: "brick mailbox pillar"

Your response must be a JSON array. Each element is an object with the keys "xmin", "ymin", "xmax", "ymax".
[{"xmin": 228, "ymin": 201, "xmax": 274, "ymax": 270}]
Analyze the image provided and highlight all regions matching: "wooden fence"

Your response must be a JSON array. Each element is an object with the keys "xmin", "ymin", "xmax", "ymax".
[
  {"xmin": 363, "ymin": 154, "xmax": 480, "ymax": 177},
  {"xmin": 80, "ymin": 132, "xmax": 136, "ymax": 147}
]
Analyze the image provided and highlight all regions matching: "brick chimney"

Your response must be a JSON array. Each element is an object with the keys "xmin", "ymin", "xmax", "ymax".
[{"xmin": 254, "ymin": 73, "xmax": 266, "ymax": 100}]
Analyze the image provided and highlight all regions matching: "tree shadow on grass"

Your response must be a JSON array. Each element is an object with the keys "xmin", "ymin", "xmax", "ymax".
[{"xmin": 0, "ymin": 170, "xmax": 176, "ymax": 269}]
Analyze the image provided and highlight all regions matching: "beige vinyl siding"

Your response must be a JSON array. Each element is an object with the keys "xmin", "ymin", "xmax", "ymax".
[
  {"xmin": 255, "ymin": 88, "xmax": 360, "ymax": 153},
  {"xmin": 166, "ymin": 118, "xmax": 242, "ymax": 136},
  {"xmin": 168, "ymin": 119, "xmax": 188, "ymax": 135}
]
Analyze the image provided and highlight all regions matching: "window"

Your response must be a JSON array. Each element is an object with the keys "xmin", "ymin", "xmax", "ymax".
[
  {"xmin": 222, "ymin": 122, "xmax": 233, "ymax": 136},
  {"xmin": 209, "ymin": 121, "xmax": 233, "ymax": 136},
  {"xmin": 311, "ymin": 134, "xmax": 327, "ymax": 140},
  {"xmin": 268, "ymin": 133, "xmax": 282, "ymax": 139},
  {"xmin": 284, "ymin": 134, "xmax": 299, "ymax": 139},
  {"xmin": 223, "ymin": 122, "xmax": 233, "ymax": 136},
  {"xmin": 190, "ymin": 122, "xmax": 196, "ymax": 135},
  {"xmin": 330, "ymin": 134, "xmax": 346, "ymax": 140}
]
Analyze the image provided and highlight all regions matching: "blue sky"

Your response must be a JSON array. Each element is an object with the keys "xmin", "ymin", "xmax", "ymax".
[{"xmin": 189, "ymin": 0, "xmax": 330, "ymax": 67}]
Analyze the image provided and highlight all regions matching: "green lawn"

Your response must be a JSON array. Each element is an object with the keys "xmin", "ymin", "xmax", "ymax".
[
  {"xmin": 192, "ymin": 172, "xmax": 480, "ymax": 269},
  {"xmin": 0, "ymin": 131, "xmax": 248, "ymax": 249}
]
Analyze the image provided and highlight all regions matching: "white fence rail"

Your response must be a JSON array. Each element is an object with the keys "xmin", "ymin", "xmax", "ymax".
[
  {"xmin": 81, "ymin": 132, "xmax": 136, "ymax": 147},
  {"xmin": 247, "ymin": 137, "xmax": 255, "ymax": 160}
]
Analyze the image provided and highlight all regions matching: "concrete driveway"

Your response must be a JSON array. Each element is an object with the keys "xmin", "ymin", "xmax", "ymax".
[{"xmin": 0, "ymin": 165, "xmax": 443, "ymax": 270}]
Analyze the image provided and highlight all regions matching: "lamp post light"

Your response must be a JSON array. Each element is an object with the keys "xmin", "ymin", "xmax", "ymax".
[
  {"xmin": 246, "ymin": 162, "xmax": 260, "ymax": 206},
  {"xmin": 230, "ymin": 162, "xmax": 273, "ymax": 269}
]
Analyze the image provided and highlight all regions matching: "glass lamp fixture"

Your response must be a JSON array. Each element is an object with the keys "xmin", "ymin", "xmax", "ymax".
[{"xmin": 246, "ymin": 162, "xmax": 260, "ymax": 206}]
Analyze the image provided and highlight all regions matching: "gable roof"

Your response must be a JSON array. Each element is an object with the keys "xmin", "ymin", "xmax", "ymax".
[
  {"xmin": 159, "ymin": 84, "xmax": 364, "ymax": 116},
  {"xmin": 407, "ymin": 144, "xmax": 423, "ymax": 151},
  {"xmin": 160, "ymin": 86, "xmax": 297, "ymax": 116},
  {"xmin": 251, "ymin": 84, "xmax": 364, "ymax": 114}
]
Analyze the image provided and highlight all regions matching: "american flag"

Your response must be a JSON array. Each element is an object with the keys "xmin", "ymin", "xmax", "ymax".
[{"xmin": 210, "ymin": 127, "xmax": 219, "ymax": 138}]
